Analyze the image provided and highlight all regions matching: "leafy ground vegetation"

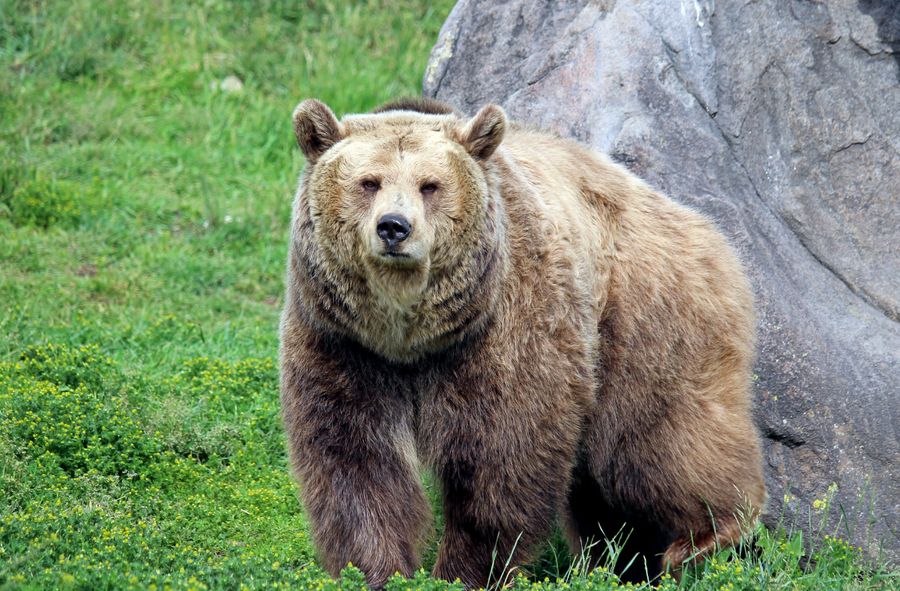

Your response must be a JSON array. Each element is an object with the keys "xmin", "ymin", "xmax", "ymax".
[{"xmin": 0, "ymin": 0, "xmax": 896, "ymax": 589}]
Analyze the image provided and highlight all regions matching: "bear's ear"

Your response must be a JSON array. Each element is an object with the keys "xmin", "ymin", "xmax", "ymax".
[
  {"xmin": 456, "ymin": 104, "xmax": 506, "ymax": 160},
  {"xmin": 292, "ymin": 99, "xmax": 344, "ymax": 163}
]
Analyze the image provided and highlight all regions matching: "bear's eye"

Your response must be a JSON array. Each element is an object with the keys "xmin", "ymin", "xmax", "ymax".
[
  {"xmin": 361, "ymin": 179, "xmax": 380, "ymax": 192},
  {"xmin": 420, "ymin": 182, "xmax": 438, "ymax": 196}
]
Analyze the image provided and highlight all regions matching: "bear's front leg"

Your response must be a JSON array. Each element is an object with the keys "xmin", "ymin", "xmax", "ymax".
[
  {"xmin": 281, "ymin": 333, "xmax": 430, "ymax": 589},
  {"xmin": 428, "ymin": 424, "xmax": 576, "ymax": 588},
  {"xmin": 422, "ymin": 354, "xmax": 588, "ymax": 589}
]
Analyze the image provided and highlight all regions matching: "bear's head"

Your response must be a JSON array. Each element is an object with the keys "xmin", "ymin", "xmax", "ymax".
[{"xmin": 289, "ymin": 99, "xmax": 508, "ymax": 361}]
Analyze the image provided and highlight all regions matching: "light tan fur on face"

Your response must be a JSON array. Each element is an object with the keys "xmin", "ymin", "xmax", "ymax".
[
  {"xmin": 290, "ymin": 105, "xmax": 503, "ymax": 362},
  {"xmin": 281, "ymin": 98, "xmax": 766, "ymax": 588}
]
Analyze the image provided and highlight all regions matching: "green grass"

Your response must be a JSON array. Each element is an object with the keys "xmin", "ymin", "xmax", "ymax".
[{"xmin": 0, "ymin": 1, "xmax": 895, "ymax": 589}]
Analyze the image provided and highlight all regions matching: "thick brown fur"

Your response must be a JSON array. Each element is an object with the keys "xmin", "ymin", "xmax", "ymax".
[
  {"xmin": 370, "ymin": 96, "xmax": 458, "ymax": 116},
  {"xmin": 280, "ymin": 99, "xmax": 766, "ymax": 588}
]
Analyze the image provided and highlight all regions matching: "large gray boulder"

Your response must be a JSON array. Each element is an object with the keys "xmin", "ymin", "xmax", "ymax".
[{"xmin": 425, "ymin": 0, "xmax": 899, "ymax": 562}]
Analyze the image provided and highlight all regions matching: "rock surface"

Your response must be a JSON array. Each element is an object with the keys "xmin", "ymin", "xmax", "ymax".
[{"xmin": 425, "ymin": 0, "xmax": 899, "ymax": 562}]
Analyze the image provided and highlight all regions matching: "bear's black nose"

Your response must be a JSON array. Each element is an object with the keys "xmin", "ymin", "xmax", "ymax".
[{"xmin": 376, "ymin": 214, "xmax": 412, "ymax": 248}]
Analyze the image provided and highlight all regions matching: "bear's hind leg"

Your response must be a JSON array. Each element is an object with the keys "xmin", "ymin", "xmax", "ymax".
[
  {"xmin": 662, "ymin": 514, "xmax": 747, "ymax": 577},
  {"xmin": 580, "ymin": 394, "xmax": 765, "ymax": 582},
  {"xmin": 563, "ymin": 462, "xmax": 675, "ymax": 584}
]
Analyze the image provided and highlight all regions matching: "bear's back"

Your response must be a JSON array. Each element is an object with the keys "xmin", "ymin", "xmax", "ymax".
[{"xmin": 497, "ymin": 126, "xmax": 754, "ymax": 363}]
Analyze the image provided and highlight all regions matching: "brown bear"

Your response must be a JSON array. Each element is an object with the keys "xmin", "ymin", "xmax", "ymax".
[{"xmin": 279, "ymin": 96, "xmax": 766, "ymax": 588}]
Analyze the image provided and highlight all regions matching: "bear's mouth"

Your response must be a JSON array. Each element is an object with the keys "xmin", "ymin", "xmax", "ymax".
[
  {"xmin": 375, "ymin": 250, "xmax": 421, "ymax": 269},
  {"xmin": 370, "ymin": 242, "xmax": 426, "ymax": 267}
]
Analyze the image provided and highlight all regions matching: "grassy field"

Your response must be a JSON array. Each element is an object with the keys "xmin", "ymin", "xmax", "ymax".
[{"xmin": 0, "ymin": 1, "xmax": 895, "ymax": 589}]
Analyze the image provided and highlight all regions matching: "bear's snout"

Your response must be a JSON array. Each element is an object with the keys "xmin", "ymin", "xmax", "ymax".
[{"xmin": 376, "ymin": 214, "xmax": 412, "ymax": 250}]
